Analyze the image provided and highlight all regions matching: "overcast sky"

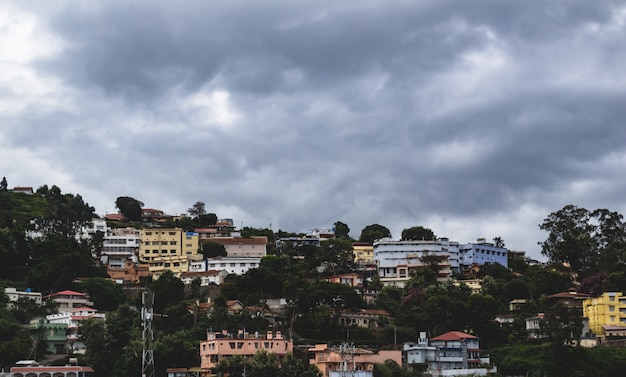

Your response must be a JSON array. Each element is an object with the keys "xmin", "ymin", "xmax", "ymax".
[{"xmin": 2, "ymin": 1, "xmax": 625, "ymax": 260}]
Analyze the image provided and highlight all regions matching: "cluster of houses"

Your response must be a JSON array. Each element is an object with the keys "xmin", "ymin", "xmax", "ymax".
[{"xmin": 8, "ymin": 201, "xmax": 626, "ymax": 376}]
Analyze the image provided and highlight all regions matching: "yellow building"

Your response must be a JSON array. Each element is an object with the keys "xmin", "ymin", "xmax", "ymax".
[
  {"xmin": 139, "ymin": 228, "xmax": 201, "ymax": 278},
  {"xmin": 352, "ymin": 242, "xmax": 374, "ymax": 268},
  {"xmin": 583, "ymin": 292, "xmax": 626, "ymax": 336}
]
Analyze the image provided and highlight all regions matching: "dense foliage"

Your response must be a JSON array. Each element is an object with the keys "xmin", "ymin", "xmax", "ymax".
[{"xmin": 4, "ymin": 181, "xmax": 626, "ymax": 376}]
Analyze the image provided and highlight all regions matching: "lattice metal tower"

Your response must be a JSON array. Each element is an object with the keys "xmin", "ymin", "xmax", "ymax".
[{"xmin": 141, "ymin": 290, "xmax": 155, "ymax": 377}]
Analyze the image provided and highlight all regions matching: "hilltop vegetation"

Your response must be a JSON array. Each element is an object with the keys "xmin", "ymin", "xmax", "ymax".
[{"xmin": 4, "ymin": 178, "xmax": 626, "ymax": 376}]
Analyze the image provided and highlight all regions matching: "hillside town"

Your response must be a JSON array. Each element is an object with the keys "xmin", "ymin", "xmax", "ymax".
[{"xmin": 3, "ymin": 184, "xmax": 626, "ymax": 377}]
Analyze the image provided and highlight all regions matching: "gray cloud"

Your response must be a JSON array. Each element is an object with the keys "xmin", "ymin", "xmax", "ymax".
[{"xmin": 2, "ymin": 0, "xmax": 626, "ymax": 259}]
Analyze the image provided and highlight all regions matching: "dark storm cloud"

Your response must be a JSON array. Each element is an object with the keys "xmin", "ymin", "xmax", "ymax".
[{"xmin": 2, "ymin": 0, "xmax": 625, "ymax": 258}]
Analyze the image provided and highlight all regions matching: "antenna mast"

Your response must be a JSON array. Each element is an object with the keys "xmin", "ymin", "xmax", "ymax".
[{"xmin": 142, "ymin": 289, "xmax": 155, "ymax": 377}]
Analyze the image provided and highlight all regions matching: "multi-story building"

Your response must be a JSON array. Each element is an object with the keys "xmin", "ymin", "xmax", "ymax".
[
  {"xmin": 583, "ymin": 292, "xmax": 626, "ymax": 336},
  {"xmin": 44, "ymin": 290, "xmax": 94, "ymax": 311},
  {"xmin": 4, "ymin": 287, "xmax": 42, "ymax": 307},
  {"xmin": 458, "ymin": 239, "xmax": 508, "ymax": 271},
  {"xmin": 308, "ymin": 343, "xmax": 401, "ymax": 377},
  {"xmin": 373, "ymin": 238, "xmax": 458, "ymax": 287},
  {"xmin": 200, "ymin": 330, "xmax": 293, "ymax": 375},
  {"xmin": 107, "ymin": 258, "xmax": 150, "ymax": 284},
  {"xmin": 101, "ymin": 227, "xmax": 141, "ymax": 266},
  {"xmin": 195, "ymin": 219, "xmax": 238, "ymax": 240},
  {"xmin": 46, "ymin": 307, "xmax": 106, "ymax": 354},
  {"xmin": 28, "ymin": 319, "xmax": 69, "ymax": 354},
  {"xmin": 189, "ymin": 256, "xmax": 262, "ymax": 276},
  {"xmin": 352, "ymin": 242, "xmax": 375, "ymax": 269},
  {"xmin": 200, "ymin": 236, "xmax": 267, "ymax": 258},
  {"xmin": 139, "ymin": 228, "xmax": 201, "ymax": 278},
  {"xmin": 403, "ymin": 331, "xmax": 496, "ymax": 376}
]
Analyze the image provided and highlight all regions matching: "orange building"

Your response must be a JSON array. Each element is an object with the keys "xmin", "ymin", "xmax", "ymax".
[{"xmin": 200, "ymin": 330, "xmax": 293, "ymax": 375}]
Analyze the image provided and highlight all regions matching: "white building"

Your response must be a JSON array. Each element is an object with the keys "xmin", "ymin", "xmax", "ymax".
[
  {"xmin": 4, "ymin": 287, "xmax": 42, "ymax": 307},
  {"xmin": 180, "ymin": 270, "xmax": 229, "ymax": 286},
  {"xmin": 189, "ymin": 256, "xmax": 262, "ymax": 276},
  {"xmin": 101, "ymin": 227, "xmax": 141, "ymax": 267},
  {"xmin": 373, "ymin": 238, "xmax": 459, "ymax": 287}
]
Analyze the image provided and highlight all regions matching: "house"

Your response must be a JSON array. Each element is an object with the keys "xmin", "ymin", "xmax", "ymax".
[
  {"xmin": 403, "ymin": 331, "xmax": 497, "ymax": 376},
  {"xmin": 525, "ymin": 313, "xmax": 545, "ymax": 339},
  {"xmin": 353, "ymin": 242, "xmax": 375, "ymax": 269},
  {"xmin": 180, "ymin": 270, "xmax": 229, "ymax": 286},
  {"xmin": 323, "ymin": 272, "xmax": 364, "ymax": 289},
  {"xmin": 308, "ymin": 343, "xmax": 402, "ymax": 377},
  {"xmin": 200, "ymin": 236, "xmax": 267, "ymax": 258},
  {"xmin": 195, "ymin": 219, "xmax": 237, "ymax": 239},
  {"xmin": 46, "ymin": 307, "xmax": 106, "ymax": 354},
  {"xmin": 547, "ymin": 290, "xmax": 590, "ymax": 311},
  {"xmin": 107, "ymin": 258, "xmax": 150, "ymax": 284},
  {"xmin": 4, "ymin": 287, "xmax": 42, "ymax": 308},
  {"xmin": 200, "ymin": 330, "xmax": 293, "ymax": 375},
  {"xmin": 583, "ymin": 292, "xmax": 626, "ymax": 337},
  {"xmin": 338, "ymin": 308, "xmax": 390, "ymax": 328},
  {"xmin": 28, "ymin": 319, "xmax": 68, "ymax": 354},
  {"xmin": 44, "ymin": 290, "xmax": 94, "ymax": 311},
  {"xmin": 10, "ymin": 186, "xmax": 34, "ymax": 195},
  {"xmin": 454, "ymin": 278, "xmax": 483, "ymax": 295}
]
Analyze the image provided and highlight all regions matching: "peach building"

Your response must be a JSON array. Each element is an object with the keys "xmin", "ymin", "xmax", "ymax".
[
  {"xmin": 308, "ymin": 343, "xmax": 402, "ymax": 377},
  {"xmin": 200, "ymin": 330, "xmax": 293, "ymax": 375}
]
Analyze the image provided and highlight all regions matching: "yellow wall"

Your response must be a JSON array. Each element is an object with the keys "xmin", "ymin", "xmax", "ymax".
[{"xmin": 583, "ymin": 292, "xmax": 626, "ymax": 335}]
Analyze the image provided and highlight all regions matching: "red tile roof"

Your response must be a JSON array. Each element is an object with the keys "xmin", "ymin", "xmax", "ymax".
[{"xmin": 432, "ymin": 331, "xmax": 478, "ymax": 341}]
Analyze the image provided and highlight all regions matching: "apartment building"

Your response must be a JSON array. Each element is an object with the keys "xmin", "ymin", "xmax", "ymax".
[
  {"xmin": 403, "ymin": 331, "xmax": 496, "ymax": 376},
  {"xmin": 373, "ymin": 238, "xmax": 458, "ymax": 287},
  {"xmin": 189, "ymin": 256, "xmax": 261, "ymax": 276},
  {"xmin": 200, "ymin": 330, "xmax": 293, "ymax": 375},
  {"xmin": 458, "ymin": 239, "xmax": 508, "ymax": 271},
  {"xmin": 139, "ymin": 228, "xmax": 201, "ymax": 278},
  {"xmin": 583, "ymin": 292, "xmax": 626, "ymax": 336}
]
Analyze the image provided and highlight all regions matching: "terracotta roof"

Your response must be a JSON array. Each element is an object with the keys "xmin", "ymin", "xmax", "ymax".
[
  {"xmin": 46, "ymin": 290, "xmax": 89, "ymax": 298},
  {"xmin": 548, "ymin": 291, "xmax": 590, "ymax": 299},
  {"xmin": 432, "ymin": 331, "xmax": 478, "ymax": 341}
]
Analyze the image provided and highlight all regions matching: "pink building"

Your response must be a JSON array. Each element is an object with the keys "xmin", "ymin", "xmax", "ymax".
[
  {"xmin": 322, "ymin": 272, "xmax": 363, "ymax": 289},
  {"xmin": 200, "ymin": 330, "xmax": 293, "ymax": 375}
]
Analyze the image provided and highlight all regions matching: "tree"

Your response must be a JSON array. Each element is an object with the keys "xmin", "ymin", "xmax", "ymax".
[
  {"xmin": 359, "ymin": 224, "xmax": 391, "ymax": 244},
  {"xmin": 115, "ymin": 196, "xmax": 144, "ymax": 222},
  {"xmin": 149, "ymin": 270, "xmax": 185, "ymax": 313},
  {"xmin": 539, "ymin": 205, "xmax": 597, "ymax": 278},
  {"xmin": 333, "ymin": 221, "xmax": 351, "ymax": 239},
  {"xmin": 201, "ymin": 242, "xmax": 227, "ymax": 259},
  {"xmin": 493, "ymin": 236, "xmax": 505, "ymax": 248},
  {"xmin": 401, "ymin": 226, "xmax": 436, "ymax": 241},
  {"xmin": 187, "ymin": 201, "xmax": 206, "ymax": 217},
  {"xmin": 248, "ymin": 350, "xmax": 280, "ymax": 377},
  {"xmin": 278, "ymin": 353, "xmax": 322, "ymax": 377}
]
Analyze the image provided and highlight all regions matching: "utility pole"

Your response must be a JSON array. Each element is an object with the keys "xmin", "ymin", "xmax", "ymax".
[{"xmin": 142, "ymin": 290, "xmax": 155, "ymax": 377}]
